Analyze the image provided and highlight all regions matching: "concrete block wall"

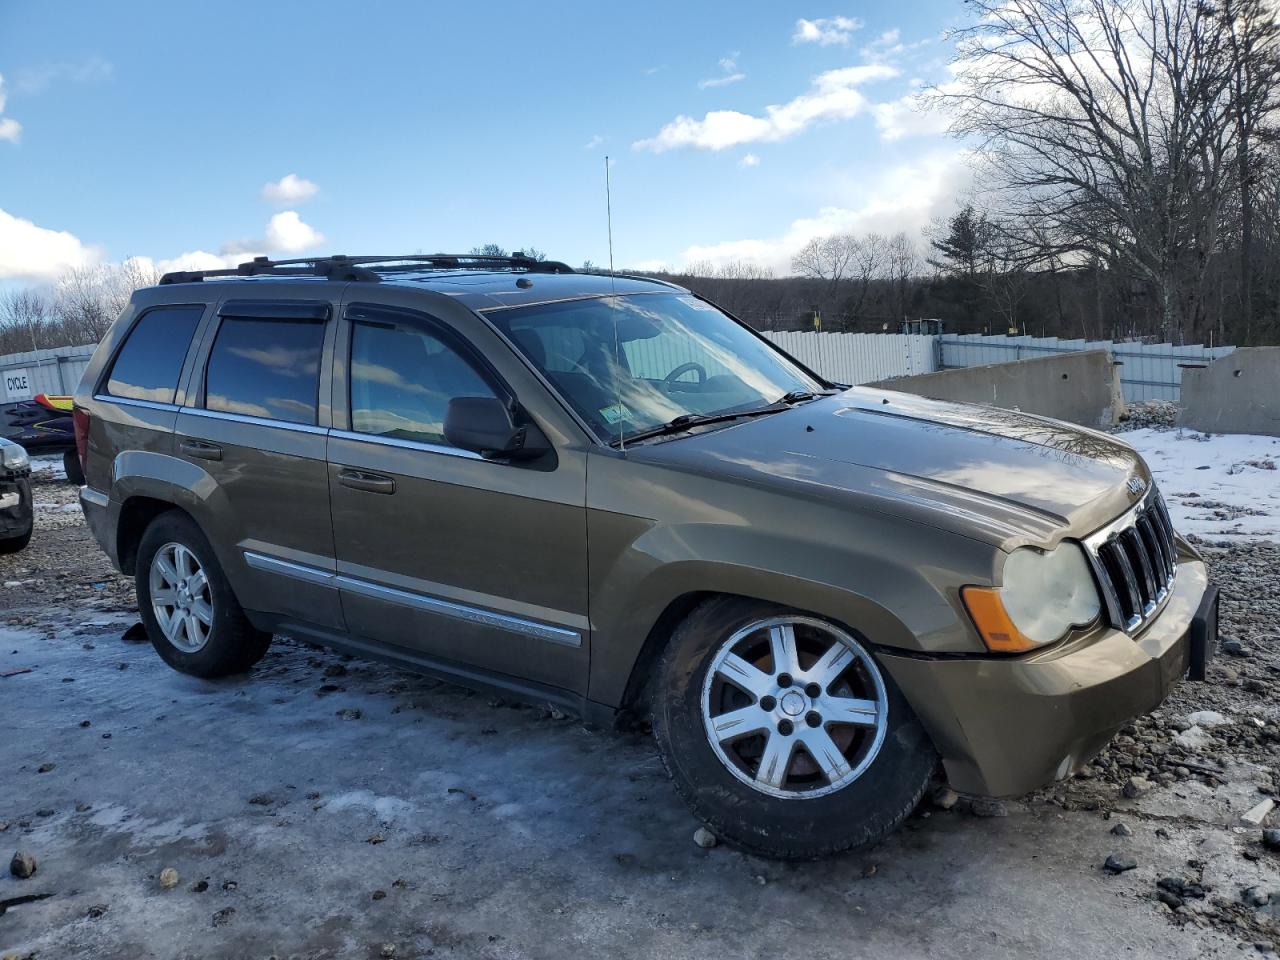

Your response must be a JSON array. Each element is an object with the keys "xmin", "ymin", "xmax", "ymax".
[
  {"xmin": 1178, "ymin": 347, "xmax": 1280, "ymax": 436},
  {"xmin": 868, "ymin": 349, "xmax": 1124, "ymax": 427}
]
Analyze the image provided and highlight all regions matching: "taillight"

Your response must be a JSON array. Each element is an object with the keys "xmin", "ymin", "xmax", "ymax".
[{"xmin": 73, "ymin": 405, "xmax": 91, "ymax": 479}]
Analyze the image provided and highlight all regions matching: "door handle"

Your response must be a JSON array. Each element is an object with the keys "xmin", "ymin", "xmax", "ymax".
[
  {"xmin": 179, "ymin": 439, "xmax": 223, "ymax": 461},
  {"xmin": 338, "ymin": 468, "xmax": 396, "ymax": 495}
]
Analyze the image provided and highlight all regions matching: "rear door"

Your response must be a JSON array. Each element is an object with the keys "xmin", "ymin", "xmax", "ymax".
[
  {"xmin": 326, "ymin": 298, "xmax": 590, "ymax": 695},
  {"xmin": 174, "ymin": 295, "xmax": 344, "ymax": 631}
]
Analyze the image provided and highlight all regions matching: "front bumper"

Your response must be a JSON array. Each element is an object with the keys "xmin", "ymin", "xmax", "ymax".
[
  {"xmin": 0, "ymin": 475, "xmax": 32, "ymax": 538},
  {"xmin": 880, "ymin": 557, "xmax": 1212, "ymax": 798}
]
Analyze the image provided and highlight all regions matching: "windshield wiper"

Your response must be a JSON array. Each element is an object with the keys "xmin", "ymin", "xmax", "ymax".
[{"xmin": 614, "ymin": 404, "xmax": 789, "ymax": 447}]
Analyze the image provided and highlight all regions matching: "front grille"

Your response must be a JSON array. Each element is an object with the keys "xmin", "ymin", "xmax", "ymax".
[{"xmin": 1084, "ymin": 488, "xmax": 1178, "ymax": 633}]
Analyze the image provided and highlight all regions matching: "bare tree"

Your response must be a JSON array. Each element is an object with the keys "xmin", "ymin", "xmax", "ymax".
[
  {"xmin": 0, "ymin": 288, "xmax": 56, "ymax": 353},
  {"xmin": 791, "ymin": 235, "xmax": 860, "ymax": 304},
  {"xmin": 883, "ymin": 233, "xmax": 920, "ymax": 323},
  {"xmin": 935, "ymin": 0, "xmax": 1243, "ymax": 341}
]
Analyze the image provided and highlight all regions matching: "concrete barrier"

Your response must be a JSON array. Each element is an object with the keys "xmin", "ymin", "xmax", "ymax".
[
  {"xmin": 869, "ymin": 349, "xmax": 1124, "ymax": 427},
  {"xmin": 1178, "ymin": 347, "xmax": 1280, "ymax": 436}
]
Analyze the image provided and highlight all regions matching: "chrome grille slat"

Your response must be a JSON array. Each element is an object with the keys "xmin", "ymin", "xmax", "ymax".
[{"xmin": 1083, "ymin": 486, "xmax": 1179, "ymax": 635}]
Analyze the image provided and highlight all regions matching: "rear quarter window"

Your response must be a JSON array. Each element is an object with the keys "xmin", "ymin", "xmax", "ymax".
[
  {"xmin": 203, "ymin": 316, "xmax": 326, "ymax": 425},
  {"xmin": 105, "ymin": 306, "xmax": 204, "ymax": 404}
]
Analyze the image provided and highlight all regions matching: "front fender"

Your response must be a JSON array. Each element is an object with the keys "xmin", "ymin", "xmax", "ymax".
[{"xmin": 587, "ymin": 510, "xmax": 992, "ymax": 709}]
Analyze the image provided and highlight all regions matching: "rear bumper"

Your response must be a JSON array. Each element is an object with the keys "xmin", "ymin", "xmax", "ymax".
[
  {"xmin": 80, "ymin": 485, "xmax": 122, "ymax": 569},
  {"xmin": 880, "ymin": 557, "xmax": 1212, "ymax": 798}
]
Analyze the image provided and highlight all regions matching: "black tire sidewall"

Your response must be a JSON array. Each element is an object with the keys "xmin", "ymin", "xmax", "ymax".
[
  {"xmin": 652, "ymin": 597, "xmax": 937, "ymax": 860},
  {"xmin": 135, "ymin": 511, "xmax": 260, "ymax": 677}
]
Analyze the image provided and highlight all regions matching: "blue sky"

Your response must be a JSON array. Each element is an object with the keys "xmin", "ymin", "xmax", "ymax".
[{"xmin": 0, "ymin": 1, "xmax": 969, "ymax": 283}]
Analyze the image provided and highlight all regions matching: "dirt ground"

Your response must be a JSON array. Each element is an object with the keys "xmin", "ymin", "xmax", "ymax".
[{"xmin": 2, "ymin": 456, "xmax": 1279, "ymax": 960}]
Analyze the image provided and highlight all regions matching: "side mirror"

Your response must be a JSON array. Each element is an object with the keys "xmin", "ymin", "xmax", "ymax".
[{"xmin": 444, "ymin": 396, "xmax": 550, "ymax": 461}]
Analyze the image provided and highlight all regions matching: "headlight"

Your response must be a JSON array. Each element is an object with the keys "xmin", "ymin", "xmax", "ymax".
[
  {"xmin": 962, "ymin": 543, "xmax": 1101, "ymax": 653},
  {"xmin": 1, "ymin": 444, "xmax": 28, "ymax": 470}
]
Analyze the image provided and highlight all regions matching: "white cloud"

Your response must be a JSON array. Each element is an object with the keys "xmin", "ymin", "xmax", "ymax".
[
  {"xmin": 871, "ymin": 93, "xmax": 950, "ymax": 141},
  {"xmin": 13, "ymin": 57, "xmax": 113, "ymax": 95},
  {"xmin": 584, "ymin": 134, "xmax": 604, "ymax": 149},
  {"xmin": 634, "ymin": 64, "xmax": 898, "ymax": 152},
  {"xmin": 699, "ymin": 55, "xmax": 746, "ymax": 89},
  {"xmin": 265, "ymin": 211, "xmax": 324, "ymax": 252},
  {"xmin": 677, "ymin": 150, "xmax": 974, "ymax": 272},
  {"xmin": 739, "ymin": 153, "xmax": 760, "ymax": 167},
  {"xmin": 0, "ymin": 75, "xmax": 20, "ymax": 144},
  {"xmin": 0, "ymin": 208, "xmax": 100, "ymax": 280},
  {"xmin": 261, "ymin": 173, "xmax": 319, "ymax": 204},
  {"xmin": 792, "ymin": 16, "xmax": 864, "ymax": 46}
]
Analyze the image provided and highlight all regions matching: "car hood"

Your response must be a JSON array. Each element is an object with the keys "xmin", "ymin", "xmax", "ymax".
[{"xmin": 631, "ymin": 387, "xmax": 1150, "ymax": 548}]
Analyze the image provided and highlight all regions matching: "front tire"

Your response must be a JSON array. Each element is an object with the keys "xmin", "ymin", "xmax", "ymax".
[
  {"xmin": 136, "ymin": 511, "xmax": 271, "ymax": 678},
  {"xmin": 651, "ymin": 596, "xmax": 936, "ymax": 860}
]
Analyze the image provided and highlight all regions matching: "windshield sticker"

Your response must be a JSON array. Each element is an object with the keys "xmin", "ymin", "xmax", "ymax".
[
  {"xmin": 678, "ymin": 296, "xmax": 718, "ymax": 311},
  {"xmin": 599, "ymin": 403, "xmax": 630, "ymax": 425}
]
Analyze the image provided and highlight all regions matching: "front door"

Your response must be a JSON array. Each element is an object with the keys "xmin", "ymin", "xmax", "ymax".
[{"xmin": 326, "ymin": 301, "xmax": 589, "ymax": 695}]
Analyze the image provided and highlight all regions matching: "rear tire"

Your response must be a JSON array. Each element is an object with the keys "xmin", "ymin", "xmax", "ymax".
[
  {"xmin": 136, "ymin": 511, "xmax": 271, "ymax": 678},
  {"xmin": 651, "ymin": 596, "xmax": 936, "ymax": 860},
  {"xmin": 63, "ymin": 450, "xmax": 85, "ymax": 486}
]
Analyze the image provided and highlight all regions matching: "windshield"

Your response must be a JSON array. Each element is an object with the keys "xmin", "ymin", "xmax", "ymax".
[{"xmin": 486, "ymin": 293, "xmax": 823, "ymax": 443}]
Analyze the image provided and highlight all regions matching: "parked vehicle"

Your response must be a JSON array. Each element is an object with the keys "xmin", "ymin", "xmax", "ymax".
[
  {"xmin": 0, "ymin": 393, "xmax": 83, "ymax": 484},
  {"xmin": 0, "ymin": 436, "xmax": 33, "ymax": 553},
  {"xmin": 74, "ymin": 254, "xmax": 1218, "ymax": 859}
]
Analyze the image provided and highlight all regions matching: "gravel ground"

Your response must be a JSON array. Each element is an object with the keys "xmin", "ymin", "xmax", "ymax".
[{"xmin": 1, "ymin": 456, "xmax": 1278, "ymax": 959}]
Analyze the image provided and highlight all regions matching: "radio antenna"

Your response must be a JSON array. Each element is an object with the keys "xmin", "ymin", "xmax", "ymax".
[{"xmin": 606, "ymin": 155, "xmax": 624, "ymax": 452}]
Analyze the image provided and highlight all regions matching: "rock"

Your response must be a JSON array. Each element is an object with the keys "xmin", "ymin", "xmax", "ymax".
[
  {"xmin": 1103, "ymin": 854, "xmax": 1137, "ymax": 874},
  {"xmin": 372, "ymin": 889, "xmax": 387, "ymax": 900},
  {"xmin": 1186, "ymin": 710, "xmax": 1231, "ymax": 728},
  {"xmin": 248, "ymin": 793, "xmax": 274, "ymax": 806},
  {"xmin": 35, "ymin": 809, "xmax": 54, "ymax": 818},
  {"xmin": 191, "ymin": 879, "xmax": 209, "ymax": 893},
  {"xmin": 211, "ymin": 907, "xmax": 235, "ymax": 927},
  {"xmin": 335, "ymin": 708, "xmax": 362, "ymax": 721},
  {"xmin": 380, "ymin": 946, "xmax": 397, "ymax": 959},
  {"xmin": 931, "ymin": 786, "xmax": 959, "ymax": 810},
  {"xmin": 1158, "ymin": 876, "xmax": 1206, "ymax": 900},
  {"xmin": 693, "ymin": 827, "xmax": 717, "ymax": 849},
  {"xmin": 1221, "ymin": 639, "xmax": 1249, "ymax": 657},
  {"xmin": 78, "ymin": 720, "xmax": 90, "ymax": 728},
  {"xmin": 1173, "ymin": 726, "xmax": 1214, "ymax": 751},
  {"xmin": 862, "ymin": 863, "xmax": 878, "ymax": 878},
  {"xmin": 1243, "ymin": 886, "xmax": 1271, "ymax": 908},
  {"xmin": 1157, "ymin": 889, "xmax": 1183, "ymax": 910},
  {"xmin": 159, "ymin": 867, "xmax": 179, "ymax": 889},
  {"xmin": 968, "ymin": 798, "xmax": 1008, "ymax": 818},
  {"xmin": 35, "ymin": 762, "xmax": 54, "ymax": 774},
  {"xmin": 74, "ymin": 802, "xmax": 90, "ymax": 813},
  {"xmin": 86, "ymin": 904, "xmax": 108, "ymax": 919},
  {"xmin": 8, "ymin": 851, "xmax": 36, "ymax": 879},
  {"xmin": 1122, "ymin": 776, "xmax": 1153, "ymax": 799},
  {"xmin": 1110, "ymin": 822, "xmax": 1133, "ymax": 837},
  {"xmin": 1262, "ymin": 828, "xmax": 1280, "ymax": 850},
  {"xmin": 1241, "ymin": 798, "xmax": 1276, "ymax": 826}
]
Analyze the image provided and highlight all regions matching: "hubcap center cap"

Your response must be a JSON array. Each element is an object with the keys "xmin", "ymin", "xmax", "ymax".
[{"xmin": 780, "ymin": 690, "xmax": 807, "ymax": 717}]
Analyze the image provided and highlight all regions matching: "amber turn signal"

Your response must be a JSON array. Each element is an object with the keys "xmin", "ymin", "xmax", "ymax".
[{"xmin": 961, "ymin": 586, "xmax": 1038, "ymax": 654}]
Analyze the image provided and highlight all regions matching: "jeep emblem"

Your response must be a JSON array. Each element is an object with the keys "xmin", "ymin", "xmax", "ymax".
[{"xmin": 1127, "ymin": 476, "xmax": 1146, "ymax": 496}]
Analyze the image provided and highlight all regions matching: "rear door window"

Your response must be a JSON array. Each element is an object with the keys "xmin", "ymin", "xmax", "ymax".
[
  {"xmin": 105, "ymin": 306, "xmax": 203, "ymax": 403},
  {"xmin": 204, "ymin": 316, "xmax": 326, "ymax": 425}
]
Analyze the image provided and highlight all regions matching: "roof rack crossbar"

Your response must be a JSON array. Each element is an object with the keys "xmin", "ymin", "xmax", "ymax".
[{"xmin": 159, "ymin": 253, "xmax": 575, "ymax": 285}]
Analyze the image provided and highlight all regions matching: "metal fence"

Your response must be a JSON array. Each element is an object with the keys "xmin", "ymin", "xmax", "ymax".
[
  {"xmin": 761, "ymin": 332, "xmax": 938, "ymax": 384},
  {"xmin": 0, "ymin": 344, "xmax": 96, "ymax": 401},
  {"xmin": 938, "ymin": 334, "xmax": 1236, "ymax": 403}
]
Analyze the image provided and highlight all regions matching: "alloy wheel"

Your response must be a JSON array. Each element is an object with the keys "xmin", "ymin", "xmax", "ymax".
[
  {"xmin": 149, "ymin": 541, "xmax": 214, "ymax": 653},
  {"xmin": 701, "ymin": 616, "xmax": 888, "ymax": 800}
]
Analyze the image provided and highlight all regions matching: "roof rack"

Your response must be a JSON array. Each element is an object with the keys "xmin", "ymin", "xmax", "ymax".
[{"xmin": 158, "ymin": 253, "xmax": 576, "ymax": 285}]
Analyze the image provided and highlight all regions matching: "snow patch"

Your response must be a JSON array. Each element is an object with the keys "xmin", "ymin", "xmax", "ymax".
[
  {"xmin": 322, "ymin": 789, "xmax": 417, "ymax": 823},
  {"xmin": 1122, "ymin": 429, "xmax": 1280, "ymax": 543}
]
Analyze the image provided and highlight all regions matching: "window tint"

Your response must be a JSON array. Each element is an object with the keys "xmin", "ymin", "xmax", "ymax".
[
  {"xmin": 106, "ymin": 306, "xmax": 203, "ymax": 403},
  {"xmin": 204, "ymin": 317, "xmax": 325, "ymax": 424},
  {"xmin": 350, "ymin": 318, "xmax": 497, "ymax": 446}
]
